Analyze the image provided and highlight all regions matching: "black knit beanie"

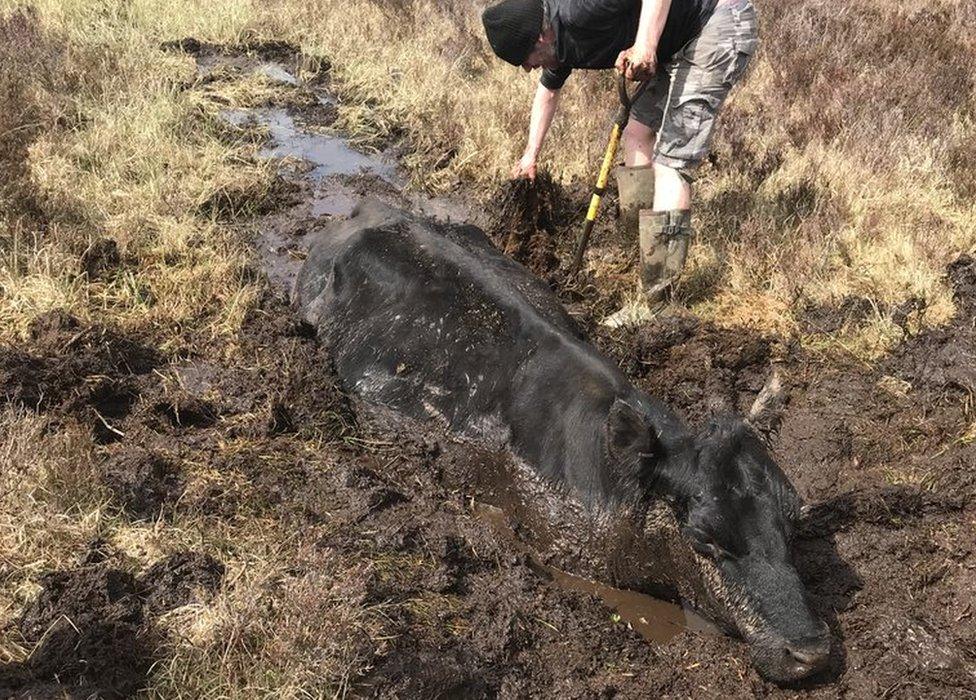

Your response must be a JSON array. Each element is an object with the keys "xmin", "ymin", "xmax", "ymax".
[{"xmin": 482, "ymin": 0, "xmax": 545, "ymax": 67}]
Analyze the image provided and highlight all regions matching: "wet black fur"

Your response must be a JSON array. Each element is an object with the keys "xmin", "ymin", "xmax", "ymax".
[{"xmin": 295, "ymin": 198, "xmax": 692, "ymax": 507}]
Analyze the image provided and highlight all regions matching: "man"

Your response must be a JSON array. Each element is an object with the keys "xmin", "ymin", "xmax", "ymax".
[{"xmin": 482, "ymin": 0, "xmax": 758, "ymax": 322}]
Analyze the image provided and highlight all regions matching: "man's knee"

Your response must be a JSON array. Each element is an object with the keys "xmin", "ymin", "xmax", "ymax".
[
  {"xmin": 652, "ymin": 161, "xmax": 693, "ymax": 209},
  {"xmin": 654, "ymin": 160, "xmax": 695, "ymax": 186},
  {"xmin": 623, "ymin": 120, "xmax": 656, "ymax": 167},
  {"xmin": 623, "ymin": 119, "xmax": 655, "ymax": 148}
]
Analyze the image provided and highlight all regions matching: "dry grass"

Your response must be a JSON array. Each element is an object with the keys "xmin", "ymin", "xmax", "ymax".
[
  {"xmin": 0, "ymin": 0, "xmax": 266, "ymax": 346},
  {"xmin": 252, "ymin": 0, "xmax": 976, "ymax": 349},
  {"xmin": 0, "ymin": 1, "xmax": 369, "ymax": 695},
  {"xmin": 3, "ymin": 0, "xmax": 973, "ymax": 346},
  {"xmin": 155, "ymin": 548, "xmax": 389, "ymax": 698},
  {"xmin": 0, "ymin": 410, "xmax": 107, "ymax": 622},
  {"xmin": 0, "ymin": 404, "xmax": 387, "ymax": 695}
]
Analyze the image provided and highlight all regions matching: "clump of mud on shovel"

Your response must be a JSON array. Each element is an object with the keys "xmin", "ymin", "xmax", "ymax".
[{"xmin": 487, "ymin": 172, "xmax": 566, "ymax": 276}]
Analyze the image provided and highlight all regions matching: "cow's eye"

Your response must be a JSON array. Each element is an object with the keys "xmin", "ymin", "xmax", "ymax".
[{"xmin": 682, "ymin": 526, "xmax": 731, "ymax": 560}]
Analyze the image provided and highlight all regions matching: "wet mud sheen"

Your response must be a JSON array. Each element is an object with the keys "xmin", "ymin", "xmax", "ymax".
[{"xmin": 221, "ymin": 62, "xmax": 744, "ymax": 660}]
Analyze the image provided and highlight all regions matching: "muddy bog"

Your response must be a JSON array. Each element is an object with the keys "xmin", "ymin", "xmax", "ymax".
[{"xmin": 1, "ymin": 32, "xmax": 975, "ymax": 700}]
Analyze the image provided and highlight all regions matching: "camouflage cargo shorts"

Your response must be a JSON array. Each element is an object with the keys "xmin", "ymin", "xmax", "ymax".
[{"xmin": 630, "ymin": 0, "xmax": 759, "ymax": 175}]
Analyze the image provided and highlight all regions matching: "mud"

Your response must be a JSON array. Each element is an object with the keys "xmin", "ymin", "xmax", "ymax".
[
  {"xmin": 80, "ymin": 237, "xmax": 122, "ymax": 279},
  {"xmin": 100, "ymin": 448, "xmax": 185, "ymax": 520},
  {"xmin": 238, "ymin": 61, "xmax": 973, "ymax": 694},
  {"xmin": 139, "ymin": 552, "xmax": 225, "ymax": 616},
  {"xmin": 223, "ymin": 107, "xmax": 397, "ymax": 182},
  {"xmin": 0, "ymin": 310, "xmax": 163, "ymax": 447},
  {"xmin": 5, "ymin": 275, "xmax": 974, "ymax": 695},
  {"xmin": 0, "ymin": 552, "xmax": 224, "ymax": 698},
  {"xmin": 207, "ymin": 54, "xmax": 474, "ymax": 294},
  {"xmin": 475, "ymin": 502, "xmax": 717, "ymax": 644},
  {"xmin": 3, "ymin": 47, "xmax": 975, "ymax": 697},
  {"xmin": 486, "ymin": 173, "xmax": 576, "ymax": 278}
]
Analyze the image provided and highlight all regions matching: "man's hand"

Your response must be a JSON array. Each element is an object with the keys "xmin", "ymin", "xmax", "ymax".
[
  {"xmin": 512, "ymin": 153, "xmax": 538, "ymax": 180},
  {"xmin": 615, "ymin": 44, "xmax": 657, "ymax": 82}
]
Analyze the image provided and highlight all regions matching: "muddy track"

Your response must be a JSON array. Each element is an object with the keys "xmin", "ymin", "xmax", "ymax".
[{"xmin": 1, "ymin": 46, "xmax": 974, "ymax": 698}]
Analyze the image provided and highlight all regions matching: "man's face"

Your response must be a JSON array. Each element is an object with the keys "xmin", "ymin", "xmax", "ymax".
[{"xmin": 521, "ymin": 33, "xmax": 559, "ymax": 72}]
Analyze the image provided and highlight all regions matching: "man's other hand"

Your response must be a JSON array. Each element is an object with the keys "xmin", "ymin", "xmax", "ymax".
[
  {"xmin": 615, "ymin": 44, "xmax": 657, "ymax": 82},
  {"xmin": 512, "ymin": 154, "xmax": 538, "ymax": 180}
]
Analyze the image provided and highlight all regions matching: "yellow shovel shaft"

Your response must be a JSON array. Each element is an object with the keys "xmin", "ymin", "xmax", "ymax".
[
  {"xmin": 585, "ymin": 123, "xmax": 622, "ymax": 221},
  {"xmin": 571, "ymin": 123, "xmax": 623, "ymax": 273}
]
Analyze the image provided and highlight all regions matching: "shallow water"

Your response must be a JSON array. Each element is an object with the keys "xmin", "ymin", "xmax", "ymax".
[
  {"xmin": 221, "ymin": 107, "xmax": 398, "ymax": 182},
  {"xmin": 219, "ymin": 101, "xmax": 397, "ymax": 291},
  {"xmin": 215, "ymin": 61, "xmax": 473, "ymax": 294},
  {"xmin": 475, "ymin": 502, "xmax": 717, "ymax": 644}
]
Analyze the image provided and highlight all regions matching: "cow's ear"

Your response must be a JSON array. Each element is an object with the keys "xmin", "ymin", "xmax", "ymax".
[{"xmin": 606, "ymin": 399, "xmax": 659, "ymax": 459}]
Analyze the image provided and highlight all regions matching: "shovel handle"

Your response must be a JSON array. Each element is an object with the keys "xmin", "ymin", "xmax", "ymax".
[
  {"xmin": 571, "ymin": 121, "xmax": 623, "ymax": 273},
  {"xmin": 570, "ymin": 75, "xmax": 649, "ymax": 274}
]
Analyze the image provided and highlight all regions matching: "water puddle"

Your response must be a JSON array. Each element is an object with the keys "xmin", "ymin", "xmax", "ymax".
[
  {"xmin": 310, "ymin": 189, "xmax": 358, "ymax": 218},
  {"xmin": 255, "ymin": 62, "xmax": 300, "ymax": 86},
  {"xmin": 254, "ymin": 224, "xmax": 306, "ymax": 292},
  {"xmin": 210, "ymin": 60, "xmax": 476, "ymax": 294},
  {"xmin": 221, "ymin": 107, "xmax": 397, "ymax": 182},
  {"xmin": 474, "ymin": 502, "xmax": 716, "ymax": 644}
]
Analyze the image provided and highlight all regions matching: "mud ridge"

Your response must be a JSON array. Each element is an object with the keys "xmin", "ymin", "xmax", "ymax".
[{"xmin": 486, "ymin": 172, "xmax": 577, "ymax": 278}]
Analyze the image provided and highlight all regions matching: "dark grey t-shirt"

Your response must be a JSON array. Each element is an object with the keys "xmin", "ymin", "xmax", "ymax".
[{"xmin": 540, "ymin": 0, "xmax": 719, "ymax": 90}]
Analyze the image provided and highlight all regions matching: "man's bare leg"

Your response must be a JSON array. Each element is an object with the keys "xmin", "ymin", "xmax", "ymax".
[
  {"xmin": 615, "ymin": 120, "xmax": 657, "ymax": 243},
  {"xmin": 603, "ymin": 120, "xmax": 658, "ymax": 327},
  {"xmin": 604, "ymin": 127, "xmax": 693, "ymax": 327},
  {"xmin": 652, "ymin": 162, "xmax": 691, "ymax": 210},
  {"xmin": 622, "ymin": 119, "xmax": 655, "ymax": 167},
  {"xmin": 622, "ymin": 120, "xmax": 692, "ymax": 207}
]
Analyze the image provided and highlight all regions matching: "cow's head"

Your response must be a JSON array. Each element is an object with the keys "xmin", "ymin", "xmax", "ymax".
[
  {"xmin": 682, "ymin": 417, "xmax": 830, "ymax": 681},
  {"xmin": 606, "ymin": 402, "xmax": 831, "ymax": 682}
]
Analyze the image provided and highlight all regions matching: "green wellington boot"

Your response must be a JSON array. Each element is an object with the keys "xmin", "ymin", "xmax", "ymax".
[
  {"xmin": 614, "ymin": 165, "xmax": 655, "ymax": 239},
  {"xmin": 639, "ymin": 209, "xmax": 693, "ymax": 306}
]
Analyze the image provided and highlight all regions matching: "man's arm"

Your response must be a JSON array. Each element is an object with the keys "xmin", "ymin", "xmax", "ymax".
[
  {"xmin": 513, "ymin": 82, "xmax": 561, "ymax": 180},
  {"xmin": 615, "ymin": 0, "xmax": 672, "ymax": 81}
]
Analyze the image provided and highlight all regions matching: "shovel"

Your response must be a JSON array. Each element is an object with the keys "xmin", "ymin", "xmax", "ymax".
[{"xmin": 570, "ymin": 74, "xmax": 648, "ymax": 274}]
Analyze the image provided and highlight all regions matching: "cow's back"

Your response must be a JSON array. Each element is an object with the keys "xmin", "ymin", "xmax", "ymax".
[{"xmin": 294, "ymin": 198, "xmax": 599, "ymax": 443}]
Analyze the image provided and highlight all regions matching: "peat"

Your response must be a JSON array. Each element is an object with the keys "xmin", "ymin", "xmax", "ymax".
[
  {"xmin": 0, "ymin": 551, "xmax": 224, "ymax": 699},
  {"xmin": 5, "ymin": 50, "xmax": 975, "ymax": 697}
]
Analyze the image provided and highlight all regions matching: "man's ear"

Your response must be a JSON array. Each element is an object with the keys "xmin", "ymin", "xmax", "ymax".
[{"xmin": 606, "ymin": 398, "xmax": 660, "ymax": 460}]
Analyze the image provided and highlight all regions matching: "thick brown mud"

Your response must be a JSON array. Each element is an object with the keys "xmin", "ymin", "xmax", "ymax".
[
  {"xmin": 3, "ymin": 276, "xmax": 974, "ymax": 696},
  {"xmin": 486, "ymin": 173, "xmax": 577, "ymax": 279},
  {"xmin": 2, "ymin": 46, "xmax": 974, "ymax": 697},
  {"xmin": 475, "ymin": 502, "xmax": 718, "ymax": 645},
  {"xmin": 0, "ymin": 553, "xmax": 223, "ymax": 698}
]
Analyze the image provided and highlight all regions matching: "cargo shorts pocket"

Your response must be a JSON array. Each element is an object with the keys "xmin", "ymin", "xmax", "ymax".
[
  {"xmin": 722, "ymin": 47, "xmax": 754, "ymax": 86},
  {"xmin": 656, "ymin": 92, "xmax": 722, "ymax": 168},
  {"xmin": 724, "ymin": 5, "xmax": 759, "ymax": 85}
]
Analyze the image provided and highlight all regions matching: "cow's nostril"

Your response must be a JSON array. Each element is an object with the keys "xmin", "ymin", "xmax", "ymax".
[{"xmin": 785, "ymin": 643, "xmax": 829, "ymax": 668}]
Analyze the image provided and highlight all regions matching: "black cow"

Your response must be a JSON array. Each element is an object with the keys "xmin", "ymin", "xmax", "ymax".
[{"xmin": 295, "ymin": 199, "xmax": 831, "ymax": 682}]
